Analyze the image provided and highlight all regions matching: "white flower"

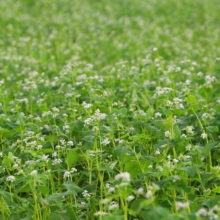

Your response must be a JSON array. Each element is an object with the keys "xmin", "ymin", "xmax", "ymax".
[
  {"xmin": 92, "ymin": 126, "xmax": 99, "ymax": 131},
  {"xmin": 30, "ymin": 170, "xmax": 38, "ymax": 176},
  {"xmin": 157, "ymin": 166, "xmax": 163, "ymax": 172},
  {"xmin": 107, "ymin": 187, "xmax": 115, "ymax": 194},
  {"xmin": 108, "ymin": 201, "xmax": 119, "ymax": 211},
  {"xmin": 94, "ymin": 211, "xmax": 108, "ymax": 217},
  {"xmin": 185, "ymin": 144, "xmax": 191, "ymax": 151},
  {"xmin": 197, "ymin": 72, "xmax": 203, "ymax": 77},
  {"xmin": 127, "ymin": 195, "xmax": 135, "ymax": 202},
  {"xmin": 154, "ymin": 87, "xmax": 172, "ymax": 97},
  {"xmin": 94, "ymin": 109, "xmax": 107, "ymax": 120},
  {"xmin": 0, "ymin": 80, "xmax": 4, "ymax": 86},
  {"xmin": 136, "ymin": 187, "xmax": 144, "ymax": 195},
  {"xmin": 101, "ymin": 138, "xmax": 110, "ymax": 146},
  {"xmin": 52, "ymin": 152, "xmax": 57, "ymax": 157},
  {"xmin": 42, "ymin": 154, "xmax": 49, "ymax": 162},
  {"xmin": 154, "ymin": 150, "xmax": 160, "ymax": 155},
  {"xmin": 52, "ymin": 158, "xmax": 62, "ymax": 165},
  {"xmin": 146, "ymin": 190, "xmax": 153, "ymax": 198},
  {"xmin": 82, "ymin": 190, "xmax": 91, "ymax": 198},
  {"xmin": 186, "ymin": 126, "xmax": 194, "ymax": 134},
  {"xmin": 118, "ymin": 182, "xmax": 129, "ymax": 187},
  {"xmin": 100, "ymin": 198, "xmax": 111, "ymax": 204},
  {"xmin": 201, "ymin": 133, "xmax": 207, "ymax": 139},
  {"xmin": 6, "ymin": 175, "xmax": 15, "ymax": 182},
  {"xmin": 205, "ymin": 75, "xmax": 216, "ymax": 86},
  {"xmin": 13, "ymin": 164, "xmax": 19, "ymax": 169},
  {"xmin": 165, "ymin": 131, "xmax": 171, "ymax": 138},
  {"xmin": 84, "ymin": 117, "xmax": 93, "ymax": 126},
  {"xmin": 115, "ymin": 172, "xmax": 130, "ymax": 182},
  {"xmin": 82, "ymin": 101, "xmax": 93, "ymax": 109},
  {"xmin": 202, "ymin": 113, "xmax": 210, "ymax": 121},
  {"xmin": 71, "ymin": 167, "xmax": 77, "ymax": 173},
  {"xmin": 154, "ymin": 112, "xmax": 162, "ymax": 118},
  {"xmin": 137, "ymin": 110, "xmax": 146, "ymax": 116},
  {"xmin": 55, "ymin": 145, "xmax": 62, "ymax": 149},
  {"xmin": 63, "ymin": 171, "xmax": 71, "ymax": 178},
  {"xmin": 67, "ymin": 141, "xmax": 74, "ymax": 146},
  {"xmin": 181, "ymin": 134, "xmax": 187, "ymax": 139},
  {"xmin": 176, "ymin": 201, "xmax": 189, "ymax": 210},
  {"xmin": 185, "ymin": 80, "xmax": 191, "ymax": 86},
  {"xmin": 36, "ymin": 145, "xmax": 43, "ymax": 150},
  {"xmin": 166, "ymin": 100, "xmax": 173, "ymax": 107},
  {"xmin": 196, "ymin": 208, "xmax": 208, "ymax": 217}
]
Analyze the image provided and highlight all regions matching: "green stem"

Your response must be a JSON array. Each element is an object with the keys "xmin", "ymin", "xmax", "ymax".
[{"xmin": 191, "ymin": 107, "xmax": 212, "ymax": 171}]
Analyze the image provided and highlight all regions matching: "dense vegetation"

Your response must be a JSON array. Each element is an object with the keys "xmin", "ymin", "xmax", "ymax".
[{"xmin": 1, "ymin": 0, "xmax": 220, "ymax": 219}]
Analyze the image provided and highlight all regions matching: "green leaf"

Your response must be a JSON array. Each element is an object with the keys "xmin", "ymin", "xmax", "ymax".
[
  {"xmin": 66, "ymin": 150, "xmax": 79, "ymax": 167},
  {"xmin": 145, "ymin": 107, "xmax": 154, "ymax": 121},
  {"xmin": 65, "ymin": 208, "xmax": 78, "ymax": 220},
  {"xmin": 38, "ymin": 185, "xmax": 49, "ymax": 196},
  {"xmin": 130, "ymin": 199, "xmax": 146, "ymax": 212},
  {"xmin": 124, "ymin": 158, "xmax": 150, "ymax": 178},
  {"xmin": 63, "ymin": 181, "xmax": 82, "ymax": 195},
  {"xmin": 113, "ymin": 146, "xmax": 128, "ymax": 160},
  {"xmin": 201, "ymin": 198, "xmax": 220, "ymax": 208},
  {"xmin": 185, "ymin": 95, "xmax": 196, "ymax": 105},
  {"xmin": 203, "ymin": 141, "xmax": 218, "ymax": 157},
  {"xmin": 2, "ymin": 156, "xmax": 11, "ymax": 168},
  {"xmin": 147, "ymin": 206, "xmax": 170, "ymax": 220},
  {"xmin": 46, "ymin": 193, "xmax": 65, "ymax": 202},
  {"xmin": 49, "ymin": 212, "xmax": 67, "ymax": 220},
  {"xmin": 173, "ymin": 124, "xmax": 181, "ymax": 139},
  {"xmin": 127, "ymin": 208, "xmax": 137, "ymax": 217},
  {"xmin": 132, "ymin": 90, "xmax": 138, "ymax": 102},
  {"xmin": 206, "ymin": 126, "xmax": 219, "ymax": 133},
  {"xmin": 0, "ymin": 190, "xmax": 13, "ymax": 199},
  {"xmin": 176, "ymin": 166, "xmax": 196, "ymax": 177},
  {"xmin": 129, "ymin": 133, "xmax": 147, "ymax": 141},
  {"xmin": 212, "ymin": 186, "xmax": 220, "ymax": 193}
]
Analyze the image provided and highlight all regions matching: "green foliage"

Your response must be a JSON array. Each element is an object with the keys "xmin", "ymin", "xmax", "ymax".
[{"xmin": 0, "ymin": 0, "xmax": 220, "ymax": 219}]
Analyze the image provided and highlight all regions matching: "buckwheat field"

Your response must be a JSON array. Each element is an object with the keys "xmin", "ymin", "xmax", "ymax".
[{"xmin": 1, "ymin": 0, "xmax": 220, "ymax": 219}]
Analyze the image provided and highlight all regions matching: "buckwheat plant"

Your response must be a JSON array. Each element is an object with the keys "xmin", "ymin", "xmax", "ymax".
[{"xmin": 1, "ymin": 0, "xmax": 220, "ymax": 219}]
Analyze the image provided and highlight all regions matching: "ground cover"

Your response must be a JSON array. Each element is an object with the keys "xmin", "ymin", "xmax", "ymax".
[{"xmin": 1, "ymin": 0, "xmax": 220, "ymax": 219}]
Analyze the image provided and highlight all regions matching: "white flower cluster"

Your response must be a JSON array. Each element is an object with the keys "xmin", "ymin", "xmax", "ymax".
[
  {"xmin": 202, "ymin": 113, "xmax": 211, "ymax": 121},
  {"xmin": 153, "ymin": 87, "xmax": 172, "ymax": 97},
  {"xmin": 154, "ymin": 112, "xmax": 162, "ymax": 118},
  {"xmin": 82, "ymin": 190, "xmax": 91, "ymax": 198},
  {"xmin": 84, "ymin": 109, "xmax": 107, "ymax": 126},
  {"xmin": 165, "ymin": 130, "xmax": 171, "ymax": 138},
  {"xmin": 196, "ymin": 205, "xmax": 220, "ymax": 219},
  {"xmin": 146, "ymin": 183, "xmax": 160, "ymax": 199},
  {"xmin": 173, "ymin": 97, "xmax": 184, "ymax": 109},
  {"xmin": 205, "ymin": 75, "xmax": 216, "ymax": 88},
  {"xmin": 82, "ymin": 101, "xmax": 93, "ymax": 109},
  {"xmin": 108, "ymin": 201, "xmax": 119, "ymax": 211},
  {"xmin": 176, "ymin": 201, "xmax": 189, "ymax": 210},
  {"xmin": 201, "ymin": 133, "xmax": 207, "ymax": 139},
  {"xmin": 186, "ymin": 126, "xmax": 194, "ymax": 134},
  {"xmin": 101, "ymin": 138, "xmax": 110, "ymax": 146},
  {"xmin": 134, "ymin": 110, "xmax": 146, "ymax": 117},
  {"xmin": 94, "ymin": 211, "xmax": 108, "ymax": 217},
  {"xmin": 63, "ymin": 167, "xmax": 77, "ymax": 178},
  {"xmin": 115, "ymin": 172, "xmax": 130, "ymax": 182},
  {"xmin": 63, "ymin": 124, "xmax": 70, "ymax": 134},
  {"xmin": 6, "ymin": 175, "xmax": 16, "ymax": 182}
]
